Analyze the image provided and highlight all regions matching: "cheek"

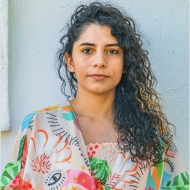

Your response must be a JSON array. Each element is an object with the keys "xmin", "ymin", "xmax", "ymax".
[
  {"xmin": 112, "ymin": 69, "xmax": 123, "ymax": 84},
  {"xmin": 72, "ymin": 64, "xmax": 87, "ymax": 80},
  {"xmin": 115, "ymin": 64, "xmax": 124, "ymax": 81},
  {"xmin": 116, "ymin": 61, "xmax": 124, "ymax": 74},
  {"xmin": 73, "ymin": 55, "xmax": 90, "ymax": 68}
]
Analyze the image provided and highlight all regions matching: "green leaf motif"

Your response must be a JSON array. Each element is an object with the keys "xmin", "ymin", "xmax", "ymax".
[
  {"xmin": 103, "ymin": 185, "xmax": 112, "ymax": 190},
  {"xmin": 17, "ymin": 135, "xmax": 26, "ymax": 161},
  {"xmin": 89, "ymin": 157, "xmax": 111, "ymax": 185},
  {"xmin": 162, "ymin": 171, "xmax": 189, "ymax": 190},
  {"xmin": 0, "ymin": 161, "xmax": 21, "ymax": 187}
]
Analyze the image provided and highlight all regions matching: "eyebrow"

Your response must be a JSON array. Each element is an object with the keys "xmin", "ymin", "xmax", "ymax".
[{"xmin": 79, "ymin": 42, "xmax": 120, "ymax": 47}]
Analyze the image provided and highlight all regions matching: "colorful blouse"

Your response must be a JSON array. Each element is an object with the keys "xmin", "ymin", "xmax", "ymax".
[{"xmin": 0, "ymin": 101, "xmax": 189, "ymax": 190}]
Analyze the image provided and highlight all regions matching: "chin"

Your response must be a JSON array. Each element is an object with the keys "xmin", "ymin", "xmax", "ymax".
[{"xmin": 88, "ymin": 87, "xmax": 116, "ymax": 95}]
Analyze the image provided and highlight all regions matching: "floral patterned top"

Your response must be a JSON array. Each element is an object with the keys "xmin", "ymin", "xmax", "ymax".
[{"xmin": 0, "ymin": 101, "xmax": 189, "ymax": 190}]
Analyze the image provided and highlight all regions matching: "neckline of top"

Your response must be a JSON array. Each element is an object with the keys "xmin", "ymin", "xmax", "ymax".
[
  {"xmin": 86, "ymin": 142, "xmax": 118, "ymax": 148},
  {"xmin": 66, "ymin": 100, "xmax": 118, "ymax": 147}
]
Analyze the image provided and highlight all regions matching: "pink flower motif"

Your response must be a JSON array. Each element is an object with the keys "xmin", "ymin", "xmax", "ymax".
[{"xmin": 144, "ymin": 187, "xmax": 154, "ymax": 190}]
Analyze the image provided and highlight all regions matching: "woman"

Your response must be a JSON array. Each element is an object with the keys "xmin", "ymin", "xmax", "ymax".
[{"xmin": 0, "ymin": 2, "xmax": 189, "ymax": 190}]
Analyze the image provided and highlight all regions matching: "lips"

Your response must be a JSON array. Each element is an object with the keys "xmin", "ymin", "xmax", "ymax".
[{"xmin": 89, "ymin": 74, "xmax": 108, "ymax": 80}]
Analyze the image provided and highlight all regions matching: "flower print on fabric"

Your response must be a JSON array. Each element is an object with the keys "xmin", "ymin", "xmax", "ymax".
[
  {"xmin": 89, "ymin": 157, "xmax": 112, "ymax": 190},
  {"xmin": 0, "ymin": 101, "xmax": 189, "ymax": 190},
  {"xmin": 26, "ymin": 117, "xmax": 73, "ymax": 189}
]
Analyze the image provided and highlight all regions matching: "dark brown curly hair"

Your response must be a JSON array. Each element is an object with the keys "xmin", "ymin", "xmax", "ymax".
[{"xmin": 56, "ymin": 2, "xmax": 175, "ymax": 165}]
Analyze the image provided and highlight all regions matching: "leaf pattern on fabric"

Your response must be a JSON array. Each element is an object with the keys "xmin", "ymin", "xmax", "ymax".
[
  {"xmin": 17, "ymin": 135, "xmax": 26, "ymax": 161},
  {"xmin": 21, "ymin": 113, "xmax": 37, "ymax": 132},
  {"xmin": 103, "ymin": 185, "xmax": 112, "ymax": 190},
  {"xmin": 162, "ymin": 171, "xmax": 189, "ymax": 189},
  {"xmin": 0, "ymin": 101, "xmax": 189, "ymax": 189},
  {"xmin": 31, "ymin": 153, "xmax": 52, "ymax": 175},
  {"xmin": 0, "ymin": 161, "xmax": 21, "ymax": 187},
  {"xmin": 106, "ymin": 173, "xmax": 121, "ymax": 188},
  {"xmin": 89, "ymin": 157, "xmax": 111, "ymax": 186},
  {"xmin": 160, "ymin": 171, "xmax": 172, "ymax": 190}
]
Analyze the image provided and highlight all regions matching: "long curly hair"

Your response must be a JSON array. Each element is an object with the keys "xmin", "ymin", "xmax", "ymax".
[{"xmin": 56, "ymin": 2, "xmax": 175, "ymax": 165}]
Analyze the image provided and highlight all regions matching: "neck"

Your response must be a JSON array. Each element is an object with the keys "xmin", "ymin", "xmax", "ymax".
[{"xmin": 69, "ymin": 90, "xmax": 115, "ymax": 118}]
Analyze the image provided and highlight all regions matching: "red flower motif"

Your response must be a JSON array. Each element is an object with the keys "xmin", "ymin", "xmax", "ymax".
[
  {"xmin": 22, "ymin": 180, "xmax": 33, "ymax": 190},
  {"xmin": 93, "ymin": 177, "xmax": 104, "ymax": 190},
  {"xmin": 88, "ymin": 152, "xmax": 93, "ymax": 158},
  {"xmin": 31, "ymin": 153, "xmax": 52, "ymax": 175},
  {"xmin": 10, "ymin": 174, "xmax": 21, "ymax": 188},
  {"xmin": 10, "ymin": 175, "xmax": 33, "ymax": 190}
]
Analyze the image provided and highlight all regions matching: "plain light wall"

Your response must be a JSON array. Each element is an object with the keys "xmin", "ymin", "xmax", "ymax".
[{"xmin": 1, "ymin": 0, "xmax": 189, "ymax": 173}]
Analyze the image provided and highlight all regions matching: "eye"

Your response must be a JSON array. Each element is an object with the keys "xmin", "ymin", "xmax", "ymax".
[
  {"xmin": 82, "ymin": 48, "xmax": 94, "ymax": 54},
  {"xmin": 45, "ymin": 170, "xmax": 66, "ymax": 188},
  {"xmin": 105, "ymin": 49, "xmax": 118, "ymax": 54},
  {"xmin": 48, "ymin": 173, "xmax": 62, "ymax": 186}
]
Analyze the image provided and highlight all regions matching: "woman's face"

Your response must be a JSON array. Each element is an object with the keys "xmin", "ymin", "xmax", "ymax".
[{"xmin": 65, "ymin": 24, "xmax": 124, "ymax": 95}]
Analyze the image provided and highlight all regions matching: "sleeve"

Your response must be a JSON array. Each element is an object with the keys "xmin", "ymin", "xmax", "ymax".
[
  {"xmin": 0, "ymin": 112, "xmax": 37, "ymax": 190},
  {"xmin": 161, "ymin": 142, "xmax": 189, "ymax": 189}
]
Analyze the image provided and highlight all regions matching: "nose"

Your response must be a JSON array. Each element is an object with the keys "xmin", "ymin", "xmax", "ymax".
[{"xmin": 92, "ymin": 50, "xmax": 107, "ymax": 68}]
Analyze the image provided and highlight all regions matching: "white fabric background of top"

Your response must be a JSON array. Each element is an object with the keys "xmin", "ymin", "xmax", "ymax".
[{"xmin": 0, "ymin": 0, "xmax": 189, "ymax": 173}]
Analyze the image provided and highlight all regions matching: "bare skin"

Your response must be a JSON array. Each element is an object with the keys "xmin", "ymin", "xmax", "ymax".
[
  {"xmin": 65, "ymin": 24, "xmax": 124, "ymax": 145},
  {"xmin": 70, "ymin": 93, "xmax": 118, "ymax": 145}
]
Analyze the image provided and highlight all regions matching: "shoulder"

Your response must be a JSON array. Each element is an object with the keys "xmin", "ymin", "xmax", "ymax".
[{"xmin": 21, "ymin": 101, "xmax": 72, "ymax": 132}]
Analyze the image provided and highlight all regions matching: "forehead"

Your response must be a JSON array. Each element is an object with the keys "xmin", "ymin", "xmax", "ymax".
[{"xmin": 75, "ymin": 24, "xmax": 118, "ymax": 44}]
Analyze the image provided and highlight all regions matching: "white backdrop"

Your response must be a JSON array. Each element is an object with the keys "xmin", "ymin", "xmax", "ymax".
[{"xmin": 1, "ymin": 0, "xmax": 189, "ymax": 173}]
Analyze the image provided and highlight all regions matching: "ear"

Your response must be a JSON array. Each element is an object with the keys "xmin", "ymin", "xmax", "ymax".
[{"xmin": 64, "ymin": 52, "xmax": 75, "ymax": 72}]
